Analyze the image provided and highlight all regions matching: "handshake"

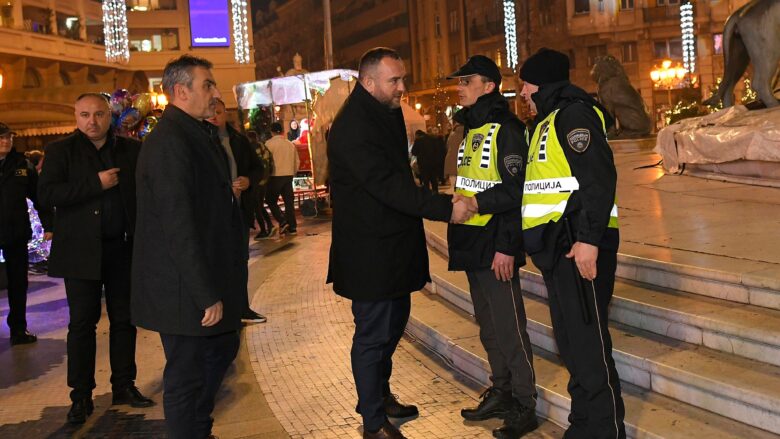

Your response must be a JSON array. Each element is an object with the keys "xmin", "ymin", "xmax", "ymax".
[{"xmin": 450, "ymin": 193, "xmax": 479, "ymax": 224}]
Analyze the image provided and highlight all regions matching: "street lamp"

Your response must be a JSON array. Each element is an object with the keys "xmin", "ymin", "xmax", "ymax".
[
  {"xmin": 415, "ymin": 102, "xmax": 422, "ymax": 112},
  {"xmin": 650, "ymin": 59, "xmax": 687, "ymax": 107}
]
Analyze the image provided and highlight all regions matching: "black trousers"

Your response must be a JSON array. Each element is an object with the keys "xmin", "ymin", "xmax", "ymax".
[
  {"xmin": 1, "ymin": 240, "xmax": 29, "ymax": 334},
  {"xmin": 160, "ymin": 331, "xmax": 240, "ymax": 439},
  {"xmin": 542, "ymin": 249, "xmax": 626, "ymax": 439},
  {"xmin": 265, "ymin": 176, "xmax": 296, "ymax": 231},
  {"xmin": 420, "ymin": 170, "xmax": 439, "ymax": 193},
  {"xmin": 351, "ymin": 294, "xmax": 411, "ymax": 432},
  {"xmin": 254, "ymin": 184, "xmax": 273, "ymax": 234},
  {"xmin": 64, "ymin": 238, "xmax": 136, "ymax": 402},
  {"xmin": 466, "ymin": 269, "xmax": 536, "ymax": 408}
]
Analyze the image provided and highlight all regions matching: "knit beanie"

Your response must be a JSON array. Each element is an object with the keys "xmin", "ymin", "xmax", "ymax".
[{"xmin": 519, "ymin": 48, "xmax": 570, "ymax": 86}]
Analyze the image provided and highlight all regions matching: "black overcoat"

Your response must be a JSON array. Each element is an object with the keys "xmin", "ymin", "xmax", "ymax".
[
  {"xmin": 131, "ymin": 105, "xmax": 247, "ymax": 336},
  {"xmin": 226, "ymin": 124, "xmax": 263, "ymax": 227},
  {"xmin": 38, "ymin": 131, "xmax": 140, "ymax": 280},
  {"xmin": 326, "ymin": 82, "xmax": 452, "ymax": 301},
  {"xmin": 0, "ymin": 149, "xmax": 44, "ymax": 246}
]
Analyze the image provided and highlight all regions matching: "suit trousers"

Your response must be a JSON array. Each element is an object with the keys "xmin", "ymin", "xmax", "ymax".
[
  {"xmin": 265, "ymin": 176, "xmax": 296, "ymax": 231},
  {"xmin": 253, "ymin": 184, "xmax": 273, "ymax": 234},
  {"xmin": 542, "ymin": 249, "xmax": 626, "ymax": 439},
  {"xmin": 1, "ymin": 240, "xmax": 29, "ymax": 334},
  {"xmin": 466, "ymin": 269, "xmax": 537, "ymax": 408},
  {"xmin": 351, "ymin": 294, "xmax": 411, "ymax": 432},
  {"xmin": 64, "ymin": 238, "xmax": 136, "ymax": 401},
  {"xmin": 160, "ymin": 331, "xmax": 240, "ymax": 439}
]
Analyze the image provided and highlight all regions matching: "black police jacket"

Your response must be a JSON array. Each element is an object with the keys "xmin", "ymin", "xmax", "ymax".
[
  {"xmin": 0, "ymin": 150, "xmax": 44, "ymax": 245},
  {"xmin": 448, "ymin": 92, "xmax": 529, "ymax": 271}
]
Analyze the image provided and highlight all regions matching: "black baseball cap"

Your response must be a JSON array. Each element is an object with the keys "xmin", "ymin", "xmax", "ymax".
[
  {"xmin": 447, "ymin": 55, "xmax": 502, "ymax": 87},
  {"xmin": 0, "ymin": 122, "xmax": 16, "ymax": 136}
]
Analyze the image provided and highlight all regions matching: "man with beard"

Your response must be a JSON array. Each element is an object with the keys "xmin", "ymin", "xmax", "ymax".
[{"xmin": 327, "ymin": 47, "xmax": 475, "ymax": 439}]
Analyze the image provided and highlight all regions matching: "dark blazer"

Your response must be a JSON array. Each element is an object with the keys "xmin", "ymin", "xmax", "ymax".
[
  {"xmin": 132, "ymin": 104, "xmax": 247, "ymax": 337},
  {"xmin": 326, "ymin": 82, "xmax": 452, "ymax": 301},
  {"xmin": 226, "ymin": 124, "xmax": 263, "ymax": 227},
  {"xmin": 0, "ymin": 150, "xmax": 43, "ymax": 246},
  {"xmin": 38, "ymin": 131, "xmax": 140, "ymax": 280}
]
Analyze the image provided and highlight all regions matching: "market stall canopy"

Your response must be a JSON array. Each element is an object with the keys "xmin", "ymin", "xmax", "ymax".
[{"xmin": 233, "ymin": 69, "xmax": 359, "ymax": 108}]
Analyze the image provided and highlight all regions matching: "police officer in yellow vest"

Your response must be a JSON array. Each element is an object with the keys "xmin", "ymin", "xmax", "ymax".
[
  {"xmin": 447, "ymin": 55, "xmax": 538, "ymax": 439},
  {"xmin": 519, "ymin": 48, "xmax": 625, "ymax": 439}
]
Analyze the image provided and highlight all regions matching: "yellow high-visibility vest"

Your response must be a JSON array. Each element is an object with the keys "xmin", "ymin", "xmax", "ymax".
[
  {"xmin": 454, "ymin": 122, "xmax": 503, "ymax": 226},
  {"xmin": 521, "ymin": 106, "xmax": 618, "ymax": 235}
]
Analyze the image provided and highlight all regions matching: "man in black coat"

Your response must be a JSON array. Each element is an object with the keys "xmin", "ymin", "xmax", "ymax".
[
  {"xmin": 0, "ymin": 122, "xmax": 42, "ymax": 345},
  {"xmin": 327, "ymin": 47, "xmax": 475, "ymax": 439},
  {"xmin": 132, "ymin": 55, "xmax": 247, "ymax": 439},
  {"xmin": 38, "ymin": 93, "xmax": 154, "ymax": 425},
  {"xmin": 207, "ymin": 98, "xmax": 266, "ymax": 323}
]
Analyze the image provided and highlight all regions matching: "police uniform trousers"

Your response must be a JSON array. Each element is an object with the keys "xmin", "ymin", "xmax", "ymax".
[
  {"xmin": 466, "ymin": 269, "xmax": 536, "ymax": 408},
  {"xmin": 64, "ymin": 238, "xmax": 137, "ymax": 402},
  {"xmin": 1, "ymin": 240, "xmax": 30, "ymax": 335},
  {"xmin": 542, "ymin": 249, "xmax": 626, "ymax": 439},
  {"xmin": 351, "ymin": 294, "xmax": 411, "ymax": 432}
]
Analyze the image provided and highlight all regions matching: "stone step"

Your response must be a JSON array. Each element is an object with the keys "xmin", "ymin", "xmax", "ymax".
[
  {"xmin": 424, "ymin": 220, "xmax": 780, "ymax": 310},
  {"xmin": 407, "ymin": 291, "xmax": 780, "ymax": 439}
]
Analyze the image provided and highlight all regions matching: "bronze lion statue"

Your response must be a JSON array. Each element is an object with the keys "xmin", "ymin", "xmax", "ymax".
[{"xmin": 590, "ymin": 55, "xmax": 652, "ymax": 139}]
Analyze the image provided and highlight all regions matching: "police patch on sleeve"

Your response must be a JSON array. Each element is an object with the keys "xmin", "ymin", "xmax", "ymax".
[
  {"xmin": 503, "ymin": 154, "xmax": 523, "ymax": 176},
  {"xmin": 566, "ymin": 128, "xmax": 591, "ymax": 153}
]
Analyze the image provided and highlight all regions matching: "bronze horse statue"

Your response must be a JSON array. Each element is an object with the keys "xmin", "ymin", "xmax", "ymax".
[{"xmin": 704, "ymin": 0, "xmax": 780, "ymax": 108}]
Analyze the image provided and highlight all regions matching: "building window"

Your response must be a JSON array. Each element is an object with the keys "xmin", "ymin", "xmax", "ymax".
[
  {"xmin": 435, "ymin": 15, "xmax": 441, "ymax": 38},
  {"xmin": 539, "ymin": 0, "xmax": 552, "ymax": 25},
  {"xmin": 575, "ymin": 0, "xmax": 590, "ymax": 14},
  {"xmin": 449, "ymin": 10, "xmax": 459, "ymax": 32},
  {"xmin": 653, "ymin": 38, "xmax": 682, "ymax": 59},
  {"xmin": 622, "ymin": 42, "xmax": 637, "ymax": 63},
  {"xmin": 587, "ymin": 44, "xmax": 607, "ymax": 66},
  {"xmin": 620, "ymin": 0, "xmax": 634, "ymax": 10},
  {"xmin": 568, "ymin": 49, "xmax": 576, "ymax": 69},
  {"xmin": 713, "ymin": 33, "xmax": 723, "ymax": 55}
]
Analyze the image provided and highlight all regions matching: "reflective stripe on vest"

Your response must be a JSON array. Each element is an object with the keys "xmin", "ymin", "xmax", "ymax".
[
  {"xmin": 522, "ymin": 106, "xmax": 618, "ymax": 233},
  {"xmin": 455, "ymin": 122, "xmax": 502, "ymax": 226}
]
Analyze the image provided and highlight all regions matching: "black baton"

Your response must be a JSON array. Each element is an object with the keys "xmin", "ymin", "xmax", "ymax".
[{"xmin": 564, "ymin": 217, "xmax": 591, "ymax": 324}]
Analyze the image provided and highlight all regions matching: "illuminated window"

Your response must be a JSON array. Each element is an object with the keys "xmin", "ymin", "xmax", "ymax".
[
  {"xmin": 621, "ymin": 0, "xmax": 634, "ymax": 10},
  {"xmin": 713, "ymin": 33, "xmax": 723, "ymax": 55}
]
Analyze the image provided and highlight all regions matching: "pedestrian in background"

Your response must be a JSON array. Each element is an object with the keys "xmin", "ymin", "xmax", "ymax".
[
  {"xmin": 132, "ymin": 55, "xmax": 247, "ymax": 439},
  {"xmin": 249, "ymin": 130, "xmax": 277, "ymax": 240},
  {"xmin": 38, "ymin": 93, "xmax": 154, "ymax": 425},
  {"xmin": 265, "ymin": 121, "xmax": 299, "ymax": 235},
  {"xmin": 410, "ymin": 130, "xmax": 438, "ymax": 193},
  {"xmin": 327, "ymin": 46, "xmax": 475, "ymax": 439},
  {"xmin": 0, "ymin": 122, "xmax": 43, "ymax": 346}
]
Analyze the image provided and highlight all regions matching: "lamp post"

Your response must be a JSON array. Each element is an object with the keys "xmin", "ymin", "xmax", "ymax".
[{"xmin": 650, "ymin": 59, "xmax": 687, "ymax": 107}]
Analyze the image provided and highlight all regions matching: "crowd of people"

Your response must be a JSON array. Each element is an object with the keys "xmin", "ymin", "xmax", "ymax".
[{"xmin": 0, "ymin": 46, "xmax": 625, "ymax": 439}]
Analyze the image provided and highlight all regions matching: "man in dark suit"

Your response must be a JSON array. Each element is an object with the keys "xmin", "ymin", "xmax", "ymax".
[
  {"xmin": 327, "ymin": 47, "xmax": 475, "ymax": 439},
  {"xmin": 38, "ymin": 93, "xmax": 154, "ymax": 425},
  {"xmin": 132, "ymin": 55, "xmax": 247, "ymax": 439}
]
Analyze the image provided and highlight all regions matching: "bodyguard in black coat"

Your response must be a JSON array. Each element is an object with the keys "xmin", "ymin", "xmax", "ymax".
[
  {"xmin": 132, "ymin": 55, "xmax": 247, "ymax": 439},
  {"xmin": 327, "ymin": 47, "xmax": 473, "ymax": 439},
  {"xmin": 38, "ymin": 93, "xmax": 153, "ymax": 425}
]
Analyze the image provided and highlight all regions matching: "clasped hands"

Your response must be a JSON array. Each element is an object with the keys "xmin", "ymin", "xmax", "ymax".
[{"xmin": 450, "ymin": 193, "xmax": 478, "ymax": 224}]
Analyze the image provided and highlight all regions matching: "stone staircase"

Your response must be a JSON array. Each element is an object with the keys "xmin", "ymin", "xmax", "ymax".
[{"xmin": 405, "ymin": 220, "xmax": 780, "ymax": 438}]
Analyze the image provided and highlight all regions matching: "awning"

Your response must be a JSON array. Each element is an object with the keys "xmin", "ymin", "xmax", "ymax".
[{"xmin": 13, "ymin": 125, "xmax": 76, "ymax": 137}]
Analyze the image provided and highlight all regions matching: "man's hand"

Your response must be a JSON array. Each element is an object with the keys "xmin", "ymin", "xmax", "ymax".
[
  {"xmin": 452, "ymin": 193, "xmax": 478, "ymax": 213},
  {"xmin": 202, "ymin": 300, "xmax": 223, "ymax": 327},
  {"xmin": 492, "ymin": 252, "xmax": 515, "ymax": 281},
  {"xmin": 450, "ymin": 198, "xmax": 476, "ymax": 224},
  {"xmin": 233, "ymin": 176, "xmax": 250, "ymax": 191},
  {"xmin": 565, "ymin": 242, "xmax": 599, "ymax": 280},
  {"xmin": 98, "ymin": 168, "xmax": 120, "ymax": 190}
]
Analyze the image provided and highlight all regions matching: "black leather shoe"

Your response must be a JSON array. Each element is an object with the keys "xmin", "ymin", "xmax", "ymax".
[
  {"xmin": 383, "ymin": 393, "xmax": 418, "ymax": 418},
  {"xmin": 10, "ymin": 330, "xmax": 37, "ymax": 346},
  {"xmin": 112, "ymin": 385, "xmax": 155, "ymax": 408},
  {"xmin": 493, "ymin": 401, "xmax": 539, "ymax": 439},
  {"xmin": 462, "ymin": 387, "xmax": 513, "ymax": 421},
  {"xmin": 363, "ymin": 419, "xmax": 407, "ymax": 439},
  {"xmin": 67, "ymin": 398, "xmax": 94, "ymax": 424}
]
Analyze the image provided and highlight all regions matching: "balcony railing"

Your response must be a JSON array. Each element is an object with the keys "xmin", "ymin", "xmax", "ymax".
[{"xmin": 643, "ymin": 6, "xmax": 680, "ymax": 24}]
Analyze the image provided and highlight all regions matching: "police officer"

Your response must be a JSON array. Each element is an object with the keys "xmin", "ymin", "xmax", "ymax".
[
  {"xmin": 0, "ymin": 122, "xmax": 40, "ymax": 346},
  {"xmin": 447, "ymin": 55, "xmax": 538, "ymax": 439},
  {"xmin": 519, "ymin": 48, "xmax": 625, "ymax": 439}
]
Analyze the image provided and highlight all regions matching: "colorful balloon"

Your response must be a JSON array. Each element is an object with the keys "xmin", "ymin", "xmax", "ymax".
[
  {"xmin": 110, "ymin": 89, "xmax": 131, "ymax": 116},
  {"xmin": 132, "ymin": 93, "xmax": 152, "ymax": 117},
  {"xmin": 138, "ymin": 116, "xmax": 158, "ymax": 139}
]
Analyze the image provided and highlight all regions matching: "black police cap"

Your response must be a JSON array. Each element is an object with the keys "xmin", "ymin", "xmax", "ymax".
[{"xmin": 447, "ymin": 55, "xmax": 502, "ymax": 87}]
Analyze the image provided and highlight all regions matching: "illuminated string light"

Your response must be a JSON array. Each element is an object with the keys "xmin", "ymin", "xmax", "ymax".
[
  {"xmin": 503, "ymin": 0, "xmax": 518, "ymax": 70},
  {"xmin": 231, "ymin": 0, "xmax": 250, "ymax": 64},
  {"xmin": 680, "ymin": 1, "xmax": 695, "ymax": 73},
  {"xmin": 102, "ymin": 0, "xmax": 130, "ymax": 64}
]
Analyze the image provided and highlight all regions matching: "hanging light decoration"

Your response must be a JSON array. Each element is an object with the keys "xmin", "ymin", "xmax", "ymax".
[
  {"xmin": 503, "ymin": 0, "xmax": 518, "ymax": 70},
  {"xmin": 231, "ymin": 0, "xmax": 250, "ymax": 64},
  {"xmin": 680, "ymin": 0, "xmax": 695, "ymax": 73},
  {"xmin": 103, "ymin": 0, "xmax": 130, "ymax": 64}
]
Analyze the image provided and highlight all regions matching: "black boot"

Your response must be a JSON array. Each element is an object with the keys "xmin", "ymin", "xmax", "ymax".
[
  {"xmin": 461, "ymin": 387, "xmax": 513, "ymax": 421},
  {"xmin": 67, "ymin": 398, "xmax": 94, "ymax": 424},
  {"xmin": 493, "ymin": 400, "xmax": 539, "ymax": 439},
  {"xmin": 383, "ymin": 393, "xmax": 418, "ymax": 418},
  {"xmin": 112, "ymin": 385, "xmax": 155, "ymax": 408}
]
